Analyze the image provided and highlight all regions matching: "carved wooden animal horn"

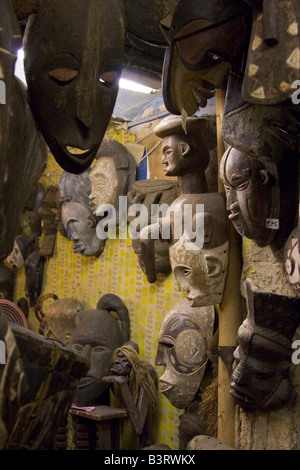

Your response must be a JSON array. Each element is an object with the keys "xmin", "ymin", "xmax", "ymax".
[{"xmin": 97, "ymin": 293, "xmax": 130, "ymax": 344}]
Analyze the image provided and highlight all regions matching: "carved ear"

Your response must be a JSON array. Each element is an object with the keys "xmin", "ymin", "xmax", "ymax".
[
  {"xmin": 205, "ymin": 256, "xmax": 223, "ymax": 278},
  {"xmin": 180, "ymin": 142, "xmax": 191, "ymax": 158},
  {"xmin": 259, "ymin": 169, "xmax": 269, "ymax": 185}
]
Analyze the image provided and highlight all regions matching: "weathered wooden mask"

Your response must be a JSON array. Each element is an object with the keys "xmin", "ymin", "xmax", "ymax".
[
  {"xmin": 231, "ymin": 278, "xmax": 300, "ymax": 411},
  {"xmin": 162, "ymin": 0, "xmax": 251, "ymax": 115},
  {"xmin": 60, "ymin": 169, "xmax": 106, "ymax": 257},
  {"xmin": 23, "ymin": 0, "xmax": 125, "ymax": 174},
  {"xmin": 220, "ymin": 146, "xmax": 280, "ymax": 247},
  {"xmin": 36, "ymin": 295, "xmax": 82, "ymax": 345},
  {"xmin": 88, "ymin": 139, "xmax": 136, "ymax": 218},
  {"xmin": 168, "ymin": 193, "xmax": 229, "ymax": 307},
  {"xmin": 155, "ymin": 298, "xmax": 215, "ymax": 409},
  {"xmin": 69, "ymin": 294, "xmax": 129, "ymax": 406},
  {"xmin": 222, "ymin": 72, "xmax": 300, "ymax": 163}
]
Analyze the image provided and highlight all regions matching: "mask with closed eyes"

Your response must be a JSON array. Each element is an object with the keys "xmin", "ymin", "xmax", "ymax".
[{"xmin": 23, "ymin": 0, "xmax": 125, "ymax": 174}]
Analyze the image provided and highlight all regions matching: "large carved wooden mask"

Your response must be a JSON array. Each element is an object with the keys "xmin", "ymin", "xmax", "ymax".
[{"xmin": 23, "ymin": 0, "xmax": 125, "ymax": 174}]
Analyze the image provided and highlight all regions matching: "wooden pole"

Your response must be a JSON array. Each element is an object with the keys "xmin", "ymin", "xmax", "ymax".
[{"xmin": 215, "ymin": 89, "xmax": 242, "ymax": 448}]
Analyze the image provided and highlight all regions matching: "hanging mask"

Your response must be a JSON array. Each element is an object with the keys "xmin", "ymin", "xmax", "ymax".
[
  {"xmin": 162, "ymin": 0, "xmax": 252, "ymax": 115},
  {"xmin": 23, "ymin": 0, "xmax": 125, "ymax": 174}
]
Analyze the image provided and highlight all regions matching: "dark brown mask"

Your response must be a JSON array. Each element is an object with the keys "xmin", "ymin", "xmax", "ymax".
[{"xmin": 23, "ymin": 0, "xmax": 125, "ymax": 174}]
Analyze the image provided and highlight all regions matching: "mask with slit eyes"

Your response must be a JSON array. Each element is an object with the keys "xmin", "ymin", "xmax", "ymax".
[{"xmin": 23, "ymin": 0, "xmax": 125, "ymax": 174}]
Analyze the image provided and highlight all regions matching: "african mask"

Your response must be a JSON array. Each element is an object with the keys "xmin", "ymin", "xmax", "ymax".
[
  {"xmin": 162, "ymin": 0, "xmax": 252, "ymax": 115},
  {"xmin": 69, "ymin": 293, "xmax": 130, "ymax": 406},
  {"xmin": 5, "ymin": 233, "xmax": 31, "ymax": 271},
  {"xmin": 36, "ymin": 295, "xmax": 82, "ymax": 345},
  {"xmin": 168, "ymin": 193, "xmax": 229, "ymax": 307},
  {"xmin": 62, "ymin": 201, "xmax": 105, "ymax": 257},
  {"xmin": 222, "ymin": 72, "xmax": 300, "ymax": 163},
  {"xmin": 0, "ymin": 264, "xmax": 15, "ymax": 302},
  {"xmin": 219, "ymin": 146, "xmax": 280, "ymax": 247},
  {"xmin": 60, "ymin": 168, "xmax": 105, "ymax": 257},
  {"xmin": 153, "ymin": 115, "xmax": 210, "ymax": 194},
  {"xmin": 127, "ymin": 179, "xmax": 179, "ymax": 278},
  {"xmin": 231, "ymin": 278, "xmax": 300, "ymax": 411},
  {"xmin": 89, "ymin": 139, "xmax": 136, "ymax": 218},
  {"xmin": 23, "ymin": 0, "xmax": 126, "ymax": 174},
  {"xmin": 155, "ymin": 298, "xmax": 215, "ymax": 409},
  {"xmin": 242, "ymin": 0, "xmax": 300, "ymax": 106}
]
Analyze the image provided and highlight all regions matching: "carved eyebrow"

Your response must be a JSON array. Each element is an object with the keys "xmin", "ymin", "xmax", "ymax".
[{"xmin": 230, "ymin": 169, "xmax": 250, "ymax": 183}]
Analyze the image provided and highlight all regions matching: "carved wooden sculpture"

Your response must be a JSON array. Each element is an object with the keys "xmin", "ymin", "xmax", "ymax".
[
  {"xmin": 60, "ymin": 168, "xmax": 106, "ymax": 258},
  {"xmin": 153, "ymin": 115, "xmax": 210, "ymax": 194},
  {"xmin": 219, "ymin": 146, "xmax": 280, "ymax": 247},
  {"xmin": 230, "ymin": 278, "xmax": 300, "ymax": 411},
  {"xmin": 69, "ymin": 294, "xmax": 130, "ymax": 407},
  {"xmin": 155, "ymin": 298, "xmax": 215, "ymax": 409},
  {"xmin": 139, "ymin": 114, "xmax": 229, "ymax": 300},
  {"xmin": 0, "ymin": 310, "xmax": 89, "ymax": 450},
  {"xmin": 35, "ymin": 294, "xmax": 82, "ymax": 345},
  {"xmin": 161, "ymin": 0, "xmax": 252, "ymax": 116},
  {"xmin": 23, "ymin": 0, "xmax": 126, "ymax": 174},
  {"xmin": 102, "ymin": 340, "xmax": 158, "ymax": 447},
  {"xmin": 89, "ymin": 139, "xmax": 136, "ymax": 220},
  {"xmin": 5, "ymin": 233, "xmax": 31, "ymax": 271},
  {"xmin": 127, "ymin": 179, "xmax": 178, "ymax": 278}
]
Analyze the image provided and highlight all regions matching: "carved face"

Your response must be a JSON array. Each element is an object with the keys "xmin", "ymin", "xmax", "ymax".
[
  {"xmin": 62, "ymin": 201, "xmax": 104, "ymax": 257},
  {"xmin": 70, "ymin": 309, "xmax": 123, "ymax": 406},
  {"xmin": 89, "ymin": 157, "xmax": 118, "ymax": 214},
  {"xmin": 155, "ymin": 299, "xmax": 214, "ymax": 409},
  {"xmin": 231, "ymin": 318, "xmax": 292, "ymax": 411},
  {"xmin": 6, "ymin": 235, "xmax": 30, "ymax": 271},
  {"xmin": 220, "ymin": 147, "xmax": 279, "ymax": 246},
  {"xmin": 163, "ymin": 0, "xmax": 251, "ymax": 115},
  {"xmin": 43, "ymin": 298, "xmax": 82, "ymax": 345},
  {"xmin": 171, "ymin": 240, "xmax": 228, "ymax": 307},
  {"xmin": 23, "ymin": 0, "xmax": 125, "ymax": 174},
  {"xmin": 161, "ymin": 135, "xmax": 191, "ymax": 177},
  {"xmin": 167, "ymin": 193, "xmax": 229, "ymax": 307}
]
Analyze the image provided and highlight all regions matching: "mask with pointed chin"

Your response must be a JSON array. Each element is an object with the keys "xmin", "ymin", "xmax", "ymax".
[{"xmin": 23, "ymin": 0, "xmax": 125, "ymax": 174}]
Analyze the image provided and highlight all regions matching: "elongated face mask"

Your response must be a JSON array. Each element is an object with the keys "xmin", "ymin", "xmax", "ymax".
[
  {"xmin": 23, "ymin": 0, "xmax": 125, "ymax": 174},
  {"xmin": 155, "ymin": 299, "xmax": 215, "ymax": 409}
]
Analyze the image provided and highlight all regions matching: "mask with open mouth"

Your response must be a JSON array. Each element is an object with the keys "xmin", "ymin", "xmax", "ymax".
[
  {"xmin": 23, "ymin": 0, "xmax": 125, "ymax": 174},
  {"xmin": 162, "ymin": 0, "xmax": 252, "ymax": 115}
]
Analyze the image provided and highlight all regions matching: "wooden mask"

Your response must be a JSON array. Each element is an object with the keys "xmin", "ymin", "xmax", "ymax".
[
  {"xmin": 220, "ymin": 146, "xmax": 280, "ymax": 247},
  {"xmin": 23, "ymin": 0, "xmax": 125, "ymax": 174},
  {"xmin": 69, "ymin": 294, "xmax": 129, "ymax": 406},
  {"xmin": 155, "ymin": 298, "xmax": 215, "ymax": 409},
  {"xmin": 231, "ymin": 278, "xmax": 300, "ymax": 411},
  {"xmin": 162, "ymin": 0, "xmax": 251, "ymax": 115}
]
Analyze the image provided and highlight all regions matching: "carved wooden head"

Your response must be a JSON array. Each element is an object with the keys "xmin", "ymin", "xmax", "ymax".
[
  {"xmin": 155, "ymin": 298, "xmax": 215, "ymax": 409},
  {"xmin": 220, "ymin": 146, "xmax": 280, "ymax": 247},
  {"xmin": 23, "ymin": 0, "xmax": 125, "ymax": 174}
]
